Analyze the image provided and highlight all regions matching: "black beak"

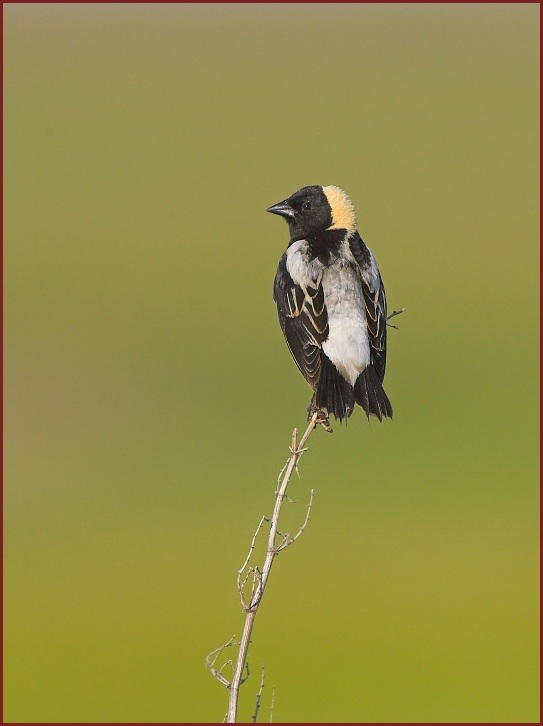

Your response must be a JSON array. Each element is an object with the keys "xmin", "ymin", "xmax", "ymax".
[{"xmin": 266, "ymin": 200, "xmax": 295, "ymax": 219}]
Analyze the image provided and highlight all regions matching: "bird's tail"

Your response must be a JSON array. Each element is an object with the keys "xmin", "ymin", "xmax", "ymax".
[
  {"xmin": 316, "ymin": 353, "xmax": 355, "ymax": 422},
  {"xmin": 354, "ymin": 366, "xmax": 393, "ymax": 421}
]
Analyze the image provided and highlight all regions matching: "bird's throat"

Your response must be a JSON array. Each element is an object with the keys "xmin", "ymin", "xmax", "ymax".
[{"xmin": 306, "ymin": 228, "xmax": 347, "ymax": 266}]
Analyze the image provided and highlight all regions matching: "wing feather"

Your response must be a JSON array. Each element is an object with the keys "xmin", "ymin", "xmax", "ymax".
[
  {"xmin": 349, "ymin": 232, "xmax": 388, "ymax": 382},
  {"xmin": 273, "ymin": 253, "xmax": 328, "ymax": 390}
]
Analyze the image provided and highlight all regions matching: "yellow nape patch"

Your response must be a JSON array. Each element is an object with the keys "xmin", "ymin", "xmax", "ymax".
[{"xmin": 323, "ymin": 185, "xmax": 357, "ymax": 232}]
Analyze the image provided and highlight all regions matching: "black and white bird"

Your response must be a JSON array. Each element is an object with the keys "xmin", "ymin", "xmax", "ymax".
[{"xmin": 268, "ymin": 184, "xmax": 392, "ymax": 427}]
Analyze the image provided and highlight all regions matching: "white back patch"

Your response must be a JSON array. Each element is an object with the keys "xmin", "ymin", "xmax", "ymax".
[{"xmin": 285, "ymin": 240, "xmax": 324, "ymax": 287}]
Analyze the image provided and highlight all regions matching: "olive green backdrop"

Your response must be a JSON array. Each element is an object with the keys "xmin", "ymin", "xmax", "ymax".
[{"xmin": 4, "ymin": 3, "xmax": 539, "ymax": 723}]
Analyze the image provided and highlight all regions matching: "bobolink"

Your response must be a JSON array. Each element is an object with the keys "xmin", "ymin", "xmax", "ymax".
[{"xmin": 268, "ymin": 185, "xmax": 392, "ymax": 427}]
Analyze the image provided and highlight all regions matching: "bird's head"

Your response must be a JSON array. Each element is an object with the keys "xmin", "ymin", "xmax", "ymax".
[{"xmin": 267, "ymin": 185, "xmax": 357, "ymax": 242}]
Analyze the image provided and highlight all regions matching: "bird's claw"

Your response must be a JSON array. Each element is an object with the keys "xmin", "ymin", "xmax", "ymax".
[
  {"xmin": 315, "ymin": 410, "xmax": 333, "ymax": 432},
  {"xmin": 307, "ymin": 394, "xmax": 333, "ymax": 432}
]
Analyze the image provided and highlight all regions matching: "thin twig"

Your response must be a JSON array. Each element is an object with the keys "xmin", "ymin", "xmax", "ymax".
[
  {"xmin": 387, "ymin": 307, "xmax": 405, "ymax": 321},
  {"xmin": 251, "ymin": 665, "xmax": 265, "ymax": 723},
  {"xmin": 269, "ymin": 686, "xmax": 275, "ymax": 723},
  {"xmin": 223, "ymin": 412, "xmax": 320, "ymax": 722},
  {"xmin": 276, "ymin": 488, "xmax": 315, "ymax": 552},
  {"xmin": 206, "ymin": 637, "xmax": 238, "ymax": 687},
  {"xmin": 386, "ymin": 307, "xmax": 405, "ymax": 329},
  {"xmin": 237, "ymin": 516, "xmax": 269, "ymax": 608},
  {"xmin": 241, "ymin": 661, "xmax": 250, "ymax": 686}
]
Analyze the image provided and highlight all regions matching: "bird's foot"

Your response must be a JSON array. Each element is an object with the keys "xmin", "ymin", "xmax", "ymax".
[
  {"xmin": 315, "ymin": 410, "xmax": 333, "ymax": 432},
  {"xmin": 307, "ymin": 397, "xmax": 333, "ymax": 433}
]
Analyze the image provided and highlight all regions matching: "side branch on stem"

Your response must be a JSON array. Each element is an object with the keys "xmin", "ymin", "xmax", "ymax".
[{"xmin": 207, "ymin": 411, "xmax": 320, "ymax": 723}]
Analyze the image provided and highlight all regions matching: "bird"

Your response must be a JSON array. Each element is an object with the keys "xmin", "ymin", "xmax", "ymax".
[{"xmin": 267, "ymin": 184, "xmax": 392, "ymax": 429}]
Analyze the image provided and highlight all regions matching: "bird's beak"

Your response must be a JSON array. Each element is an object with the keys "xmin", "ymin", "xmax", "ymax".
[{"xmin": 266, "ymin": 200, "xmax": 295, "ymax": 219}]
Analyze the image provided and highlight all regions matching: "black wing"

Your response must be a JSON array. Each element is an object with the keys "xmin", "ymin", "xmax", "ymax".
[
  {"xmin": 273, "ymin": 253, "xmax": 328, "ymax": 391},
  {"xmin": 349, "ymin": 232, "xmax": 388, "ymax": 382}
]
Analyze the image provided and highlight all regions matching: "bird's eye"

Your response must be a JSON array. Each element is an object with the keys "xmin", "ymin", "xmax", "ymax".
[{"xmin": 302, "ymin": 201, "xmax": 312, "ymax": 211}]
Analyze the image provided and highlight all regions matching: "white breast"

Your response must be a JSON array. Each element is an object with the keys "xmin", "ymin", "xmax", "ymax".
[{"xmin": 321, "ymin": 262, "xmax": 370, "ymax": 386}]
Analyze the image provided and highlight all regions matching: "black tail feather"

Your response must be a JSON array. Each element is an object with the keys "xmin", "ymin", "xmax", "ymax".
[
  {"xmin": 354, "ymin": 366, "xmax": 393, "ymax": 421},
  {"xmin": 316, "ymin": 354, "xmax": 355, "ymax": 422}
]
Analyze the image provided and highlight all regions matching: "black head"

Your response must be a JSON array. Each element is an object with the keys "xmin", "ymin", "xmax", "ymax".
[
  {"xmin": 267, "ymin": 185, "xmax": 357, "ymax": 242},
  {"xmin": 266, "ymin": 185, "xmax": 332, "ymax": 242}
]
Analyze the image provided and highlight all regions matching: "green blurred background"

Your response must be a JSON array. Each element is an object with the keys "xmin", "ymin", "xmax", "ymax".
[{"xmin": 4, "ymin": 3, "xmax": 539, "ymax": 723}]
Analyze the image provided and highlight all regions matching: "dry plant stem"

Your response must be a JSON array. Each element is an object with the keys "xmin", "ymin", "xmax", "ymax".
[
  {"xmin": 251, "ymin": 665, "xmax": 265, "ymax": 723},
  {"xmin": 226, "ymin": 412, "xmax": 319, "ymax": 723},
  {"xmin": 269, "ymin": 686, "xmax": 275, "ymax": 723}
]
